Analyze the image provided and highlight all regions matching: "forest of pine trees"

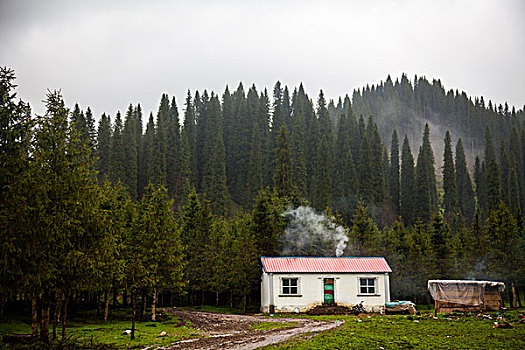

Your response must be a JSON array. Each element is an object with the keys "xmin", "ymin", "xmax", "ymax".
[{"xmin": 2, "ymin": 67, "xmax": 525, "ymax": 342}]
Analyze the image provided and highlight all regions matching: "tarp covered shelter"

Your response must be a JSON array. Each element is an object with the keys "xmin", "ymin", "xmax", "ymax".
[{"xmin": 428, "ymin": 280, "xmax": 505, "ymax": 313}]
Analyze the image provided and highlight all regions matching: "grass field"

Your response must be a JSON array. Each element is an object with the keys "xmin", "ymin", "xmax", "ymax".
[
  {"xmin": 265, "ymin": 311, "xmax": 525, "ymax": 349},
  {"xmin": 1, "ymin": 308, "xmax": 524, "ymax": 349},
  {"xmin": 0, "ymin": 308, "xmax": 201, "ymax": 349}
]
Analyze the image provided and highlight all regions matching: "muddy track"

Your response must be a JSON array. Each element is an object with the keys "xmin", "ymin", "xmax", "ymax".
[{"xmin": 152, "ymin": 309, "xmax": 343, "ymax": 350}]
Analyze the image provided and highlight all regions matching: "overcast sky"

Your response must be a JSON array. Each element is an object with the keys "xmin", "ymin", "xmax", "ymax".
[{"xmin": 1, "ymin": 0, "xmax": 524, "ymax": 120}]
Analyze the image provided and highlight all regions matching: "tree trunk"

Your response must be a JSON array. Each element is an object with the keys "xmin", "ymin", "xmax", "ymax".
[
  {"xmin": 216, "ymin": 291, "xmax": 219, "ymax": 307},
  {"xmin": 511, "ymin": 282, "xmax": 517, "ymax": 309},
  {"xmin": 160, "ymin": 291, "xmax": 163, "ymax": 307},
  {"xmin": 104, "ymin": 290, "xmax": 110, "ymax": 323},
  {"xmin": 31, "ymin": 294, "xmax": 38, "ymax": 340},
  {"xmin": 40, "ymin": 292, "xmax": 50, "ymax": 343},
  {"xmin": 141, "ymin": 290, "xmax": 147, "ymax": 321},
  {"xmin": 170, "ymin": 291, "xmax": 173, "ymax": 307},
  {"xmin": 123, "ymin": 289, "xmax": 128, "ymax": 307},
  {"xmin": 131, "ymin": 292, "xmax": 136, "ymax": 340},
  {"xmin": 61, "ymin": 292, "xmax": 68, "ymax": 339},
  {"xmin": 229, "ymin": 290, "xmax": 233, "ymax": 309},
  {"xmin": 52, "ymin": 292, "xmax": 62, "ymax": 340},
  {"xmin": 517, "ymin": 287, "xmax": 523, "ymax": 308},
  {"xmin": 151, "ymin": 287, "xmax": 157, "ymax": 321}
]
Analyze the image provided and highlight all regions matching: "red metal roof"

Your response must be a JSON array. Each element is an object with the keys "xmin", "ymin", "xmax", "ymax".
[{"xmin": 261, "ymin": 257, "xmax": 392, "ymax": 273}]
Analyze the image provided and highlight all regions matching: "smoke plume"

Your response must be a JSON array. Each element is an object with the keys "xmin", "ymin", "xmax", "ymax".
[{"xmin": 280, "ymin": 206, "xmax": 349, "ymax": 257}]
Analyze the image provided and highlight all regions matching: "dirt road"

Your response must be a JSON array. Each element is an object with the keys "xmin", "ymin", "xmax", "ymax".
[{"xmin": 154, "ymin": 309, "xmax": 343, "ymax": 350}]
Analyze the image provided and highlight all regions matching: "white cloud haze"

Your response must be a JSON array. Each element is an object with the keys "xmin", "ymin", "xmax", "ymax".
[{"xmin": 1, "ymin": 0, "xmax": 524, "ymax": 119}]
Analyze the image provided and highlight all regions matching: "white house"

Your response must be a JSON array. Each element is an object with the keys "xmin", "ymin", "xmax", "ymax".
[{"xmin": 260, "ymin": 257, "xmax": 392, "ymax": 313}]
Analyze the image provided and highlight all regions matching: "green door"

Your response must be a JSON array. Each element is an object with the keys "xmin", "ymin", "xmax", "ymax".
[{"xmin": 324, "ymin": 278, "xmax": 334, "ymax": 305}]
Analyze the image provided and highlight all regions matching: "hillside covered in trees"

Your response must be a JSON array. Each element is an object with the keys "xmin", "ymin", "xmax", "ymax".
[{"xmin": 1, "ymin": 67, "xmax": 525, "ymax": 342}]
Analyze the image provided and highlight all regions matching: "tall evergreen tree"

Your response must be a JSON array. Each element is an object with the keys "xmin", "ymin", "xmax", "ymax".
[
  {"xmin": 312, "ymin": 135, "xmax": 332, "ymax": 209},
  {"xmin": 201, "ymin": 95, "xmax": 230, "ymax": 215},
  {"xmin": 389, "ymin": 129, "xmax": 400, "ymax": 215},
  {"xmin": 415, "ymin": 124, "xmax": 438, "ymax": 222},
  {"xmin": 109, "ymin": 111, "xmax": 126, "ymax": 184},
  {"xmin": 166, "ymin": 96, "xmax": 181, "ymax": 202},
  {"xmin": 96, "ymin": 113, "xmax": 111, "ymax": 182},
  {"xmin": 182, "ymin": 90, "xmax": 197, "ymax": 187},
  {"xmin": 400, "ymin": 136, "xmax": 416, "ymax": 225},
  {"xmin": 442, "ymin": 130, "xmax": 457, "ymax": 214},
  {"xmin": 123, "ymin": 105, "xmax": 138, "ymax": 199},
  {"xmin": 273, "ymin": 125, "xmax": 295, "ymax": 198},
  {"xmin": 246, "ymin": 122, "xmax": 264, "ymax": 203},
  {"xmin": 428, "ymin": 212, "xmax": 454, "ymax": 279},
  {"xmin": 366, "ymin": 117, "xmax": 385, "ymax": 202},
  {"xmin": 455, "ymin": 138, "xmax": 475, "ymax": 223}
]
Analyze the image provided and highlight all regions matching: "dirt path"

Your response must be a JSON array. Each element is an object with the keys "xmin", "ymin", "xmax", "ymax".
[{"xmin": 153, "ymin": 309, "xmax": 343, "ymax": 350}]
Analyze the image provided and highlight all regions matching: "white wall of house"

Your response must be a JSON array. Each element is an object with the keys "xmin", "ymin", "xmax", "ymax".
[{"xmin": 261, "ymin": 272, "xmax": 390, "ymax": 313}]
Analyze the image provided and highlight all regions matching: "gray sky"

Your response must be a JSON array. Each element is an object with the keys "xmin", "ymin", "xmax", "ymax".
[{"xmin": 1, "ymin": 0, "xmax": 524, "ymax": 120}]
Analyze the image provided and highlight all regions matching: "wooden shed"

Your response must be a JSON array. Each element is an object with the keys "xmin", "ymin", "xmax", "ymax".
[{"xmin": 428, "ymin": 280, "xmax": 505, "ymax": 313}]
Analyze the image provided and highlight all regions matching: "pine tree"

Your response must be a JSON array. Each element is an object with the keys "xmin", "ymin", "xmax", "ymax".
[
  {"xmin": 358, "ymin": 134, "xmax": 373, "ymax": 202},
  {"xmin": 455, "ymin": 138, "xmax": 475, "ymax": 223},
  {"xmin": 201, "ymin": 95, "xmax": 230, "ymax": 215},
  {"xmin": 366, "ymin": 117, "xmax": 385, "ymax": 202},
  {"xmin": 389, "ymin": 129, "xmax": 400, "ymax": 215},
  {"xmin": 96, "ymin": 113, "xmax": 111, "ymax": 182},
  {"xmin": 312, "ymin": 135, "xmax": 332, "ymax": 209},
  {"xmin": 400, "ymin": 136, "xmax": 416, "ymax": 225},
  {"xmin": 31, "ymin": 91, "xmax": 100, "ymax": 341},
  {"xmin": 151, "ymin": 94, "xmax": 170, "ymax": 186},
  {"xmin": 134, "ymin": 183, "xmax": 185, "ymax": 321},
  {"xmin": 486, "ymin": 157, "xmax": 502, "ymax": 213},
  {"xmin": 251, "ymin": 188, "xmax": 285, "ymax": 257},
  {"xmin": 485, "ymin": 202, "xmax": 521, "ymax": 283},
  {"xmin": 415, "ymin": 124, "xmax": 438, "ymax": 222},
  {"xmin": 140, "ymin": 114, "xmax": 155, "ymax": 195},
  {"xmin": 166, "ymin": 97, "xmax": 181, "ymax": 201},
  {"xmin": 474, "ymin": 156, "xmax": 487, "ymax": 216},
  {"xmin": 500, "ymin": 141, "xmax": 510, "ymax": 206},
  {"xmin": 180, "ymin": 190, "xmax": 213, "ymax": 301},
  {"xmin": 0, "ymin": 67, "xmax": 34, "ymax": 325},
  {"xmin": 346, "ymin": 201, "xmax": 381, "ymax": 256},
  {"xmin": 428, "ymin": 211, "xmax": 454, "ymax": 279},
  {"xmin": 333, "ymin": 112, "xmax": 358, "ymax": 220},
  {"xmin": 246, "ymin": 122, "xmax": 264, "ymax": 203},
  {"xmin": 109, "ymin": 111, "xmax": 126, "ymax": 184},
  {"xmin": 442, "ymin": 130, "xmax": 457, "ymax": 214},
  {"xmin": 123, "ymin": 105, "xmax": 138, "ymax": 199},
  {"xmin": 182, "ymin": 90, "xmax": 197, "ymax": 187},
  {"xmin": 273, "ymin": 126, "xmax": 295, "ymax": 198},
  {"xmin": 290, "ymin": 110, "xmax": 308, "ymax": 197}
]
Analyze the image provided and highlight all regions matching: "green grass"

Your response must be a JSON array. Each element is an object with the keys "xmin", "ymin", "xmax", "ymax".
[
  {"xmin": 263, "ymin": 311, "xmax": 525, "ymax": 349},
  {"xmin": 0, "ymin": 309, "xmax": 201, "ymax": 349},
  {"xmin": 2, "ymin": 308, "xmax": 524, "ymax": 349}
]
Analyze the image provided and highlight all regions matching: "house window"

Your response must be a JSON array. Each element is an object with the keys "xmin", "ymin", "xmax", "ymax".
[
  {"xmin": 359, "ymin": 278, "xmax": 376, "ymax": 294},
  {"xmin": 281, "ymin": 278, "xmax": 299, "ymax": 295}
]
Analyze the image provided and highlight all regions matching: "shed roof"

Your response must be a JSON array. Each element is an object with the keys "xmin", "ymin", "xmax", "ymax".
[{"xmin": 261, "ymin": 257, "xmax": 392, "ymax": 273}]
